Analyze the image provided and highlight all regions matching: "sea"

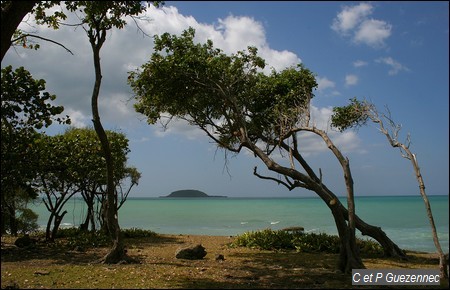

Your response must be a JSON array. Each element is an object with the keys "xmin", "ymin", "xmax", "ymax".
[{"xmin": 29, "ymin": 195, "xmax": 449, "ymax": 253}]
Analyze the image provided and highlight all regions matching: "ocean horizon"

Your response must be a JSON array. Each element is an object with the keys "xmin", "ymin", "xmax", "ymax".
[{"xmin": 30, "ymin": 194, "xmax": 449, "ymax": 253}]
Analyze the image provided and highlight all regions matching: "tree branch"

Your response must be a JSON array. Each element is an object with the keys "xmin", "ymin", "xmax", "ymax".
[
  {"xmin": 253, "ymin": 166, "xmax": 306, "ymax": 190},
  {"xmin": 12, "ymin": 34, "xmax": 74, "ymax": 55}
]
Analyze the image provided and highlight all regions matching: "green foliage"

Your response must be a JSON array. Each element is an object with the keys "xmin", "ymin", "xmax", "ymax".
[
  {"xmin": 57, "ymin": 228, "xmax": 112, "ymax": 249},
  {"xmin": 55, "ymin": 227, "xmax": 157, "ymax": 248},
  {"xmin": 1, "ymin": 65, "xmax": 69, "ymax": 234},
  {"xmin": 331, "ymin": 98, "xmax": 369, "ymax": 132},
  {"xmin": 1, "ymin": 65, "xmax": 70, "ymax": 130},
  {"xmin": 122, "ymin": 228, "xmax": 158, "ymax": 238},
  {"xmin": 292, "ymin": 232, "xmax": 340, "ymax": 253},
  {"xmin": 129, "ymin": 28, "xmax": 317, "ymax": 151},
  {"xmin": 16, "ymin": 208, "xmax": 39, "ymax": 234},
  {"xmin": 38, "ymin": 127, "xmax": 132, "ymax": 188},
  {"xmin": 232, "ymin": 229, "xmax": 384, "ymax": 256},
  {"xmin": 232, "ymin": 228, "xmax": 297, "ymax": 250}
]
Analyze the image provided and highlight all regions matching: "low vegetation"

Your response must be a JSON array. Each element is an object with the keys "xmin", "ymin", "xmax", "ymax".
[{"xmin": 232, "ymin": 229, "xmax": 384, "ymax": 257}]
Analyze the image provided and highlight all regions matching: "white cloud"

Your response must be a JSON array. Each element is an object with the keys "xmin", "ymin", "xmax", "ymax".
[
  {"xmin": 64, "ymin": 108, "xmax": 90, "ymax": 128},
  {"xmin": 137, "ymin": 6, "xmax": 300, "ymax": 74},
  {"xmin": 331, "ymin": 3, "xmax": 392, "ymax": 48},
  {"xmin": 331, "ymin": 3, "xmax": 373, "ymax": 35},
  {"xmin": 345, "ymin": 74, "xmax": 358, "ymax": 86},
  {"xmin": 354, "ymin": 19, "xmax": 392, "ymax": 48},
  {"xmin": 316, "ymin": 77, "xmax": 340, "ymax": 97},
  {"xmin": 375, "ymin": 57, "xmax": 410, "ymax": 75},
  {"xmin": 353, "ymin": 60, "xmax": 368, "ymax": 67},
  {"xmin": 316, "ymin": 76, "xmax": 336, "ymax": 91}
]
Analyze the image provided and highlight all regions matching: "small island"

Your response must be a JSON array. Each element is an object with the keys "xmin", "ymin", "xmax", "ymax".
[{"xmin": 160, "ymin": 189, "xmax": 227, "ymax": 198}]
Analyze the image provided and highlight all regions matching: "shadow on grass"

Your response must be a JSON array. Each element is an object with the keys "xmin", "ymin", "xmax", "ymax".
[
  {"xmin": 173, "ymin": 250, "xmax": 352, "ymax": 289},
  {"xmin": 0, "ymin": 234, "xmax": 184, "ymax": 265}
]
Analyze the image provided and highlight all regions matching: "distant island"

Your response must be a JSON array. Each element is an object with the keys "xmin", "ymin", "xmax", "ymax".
[{"xmin": 160, "ymin": 189, "xmax": 227, "ymax": 198}]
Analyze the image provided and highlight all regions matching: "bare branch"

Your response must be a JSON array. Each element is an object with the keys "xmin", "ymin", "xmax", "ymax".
[{"xmin": 12, "ymin": 34, "xmax": 74, "ymax": 55}]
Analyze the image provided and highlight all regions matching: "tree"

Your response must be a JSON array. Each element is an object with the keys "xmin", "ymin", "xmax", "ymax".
[
  {"xmin": 61, "ymin": 1, "xmax": 162, "ymax": 264},
  {"xmin": 332, "ymin": 98, "xmax": 449, "ymax": 281},
  {"xmin": 2, "ymin": 1, "xmax": 161, "ymax": 262},
  {"xmin": 128, "ymin": 28, "xmax": 406, "ymax": 273},
  {"xmin": 37, "ymin": 127, "xmax": 137, "ymax": 240},
  {"xmin": 1, "ymin": 65, "xmax": 69, "ymax": 235}
]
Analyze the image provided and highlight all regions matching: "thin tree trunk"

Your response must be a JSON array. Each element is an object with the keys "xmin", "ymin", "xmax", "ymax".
[
  {"xmin": 88, "ymin": 28, "xmax": 125, "ymax": 264},
  {"xmin": 367, "ymin": 105, "xmax": 448, "ymax": 280}
]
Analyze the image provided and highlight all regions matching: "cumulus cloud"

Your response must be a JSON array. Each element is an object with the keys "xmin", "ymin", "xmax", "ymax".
[
  {"xmin": 354, "ymin": 19, "xmax": 392, "ymax": 48},
  {"xmin": 331, "ymin": 2, "xmax": 373, "ymax": 35},
  {"xmin": 316, "ymin": 76, "xmax": 340, "ymax": 97},
  {"xmin": 331, "ymin": 3, "xmax": 392, "ymax": 48},
  {"xmin": 345, "ymin": 74, "xmax": 358, "ymax": 86},
  {"xmin": 63, "ymin": 108, "xmax": 90, "ymax": 128},
  {"xmin": 137, "ymin": 5, "xmax": 300, "ymax": 73},
  {"xmin": 375, "ymin": 57, "xmax": 410, "ymax": 75},
  {"xmin": 316, "ymin": 77, "xmax": 336, "ymax": 91}
]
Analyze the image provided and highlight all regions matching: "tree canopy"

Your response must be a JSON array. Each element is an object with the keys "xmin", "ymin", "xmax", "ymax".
[{"xmin": 130, "ymin": 27, "xmax": 317, "ymax": 154}]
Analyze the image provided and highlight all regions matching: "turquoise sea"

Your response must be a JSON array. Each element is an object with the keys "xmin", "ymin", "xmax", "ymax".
[{"xmin": 30, "ymin": 195, "xmax": 449, "ymax": 253}]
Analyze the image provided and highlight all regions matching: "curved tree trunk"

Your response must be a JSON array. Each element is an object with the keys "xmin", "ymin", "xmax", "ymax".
[
  {"xmin": 88, "ymin": 28, "xmax": 125, "ymax": 264},
  {"xmin": 248, "ymin": 136, "xmax": 406, "ymax": 272}
]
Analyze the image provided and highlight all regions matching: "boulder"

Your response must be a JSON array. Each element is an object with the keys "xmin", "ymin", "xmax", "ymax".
[
  {"xmin": 281, "ymin": 226, "xmax": 304, "ymax": 234},
  {"xmin": 215, "ymin": 254, "xmax": 225, "ymax": 261},
  {"xmin": 175, "ymin": 244, "xmax": 207, "ymax": 260},
  {"xmin": 14, "ymin": 234, "xmax": 37, "ymax": 248}
]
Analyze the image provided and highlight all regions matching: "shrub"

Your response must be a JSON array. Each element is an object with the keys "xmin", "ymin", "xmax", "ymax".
[
  {"xmin": 16, "ymin": 208, "xmax": 39, "ymax": 234},
  {"xmin": 233, "ymin": 229, "xmax": 384, "ymax": 256},
  {"xmin": 122, "ymin": 227, "xmax": 157, "ymax": 238}
]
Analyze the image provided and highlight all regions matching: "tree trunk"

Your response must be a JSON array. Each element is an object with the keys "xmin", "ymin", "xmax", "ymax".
[
  {"xmin": 50, "ymin": 210, "xmax": 67, "ymax": 241},
  {"xmin": 88, "ymin": 28, "xmax": 125, "ymax": 264},
  {"xmin": 248, "ymin": 140, "xmax": 365, "ymax": 272},
  {"xmin": 1, "ymin": 1, "xmax": 37, "ymax": 62},
  {"xmin": 339, "ymin": 203, "xmax": 406, "ymax": 258},
  {"xmin": 7, "ymin": 203, "xmax": 18, "ymax": 236},
  {"xmin": 248, "ymin": 139, "xmax": 406, "ymax": 273}
]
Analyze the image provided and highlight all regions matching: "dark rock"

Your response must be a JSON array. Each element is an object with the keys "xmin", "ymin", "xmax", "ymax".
[
  {"xmin": 215, "ymin": 254, "xmax": 225, "ymax": 261},
  {"xmin": 14, "ymin": 234, "xmax": 37, "ymax": 248},
  {"xmin": 175, "ymin": 244, "xmax": 207, "ymax": 260},
  {"xmin": 281, "ymin": 226, "xmax": 304, "ymax": 234}
]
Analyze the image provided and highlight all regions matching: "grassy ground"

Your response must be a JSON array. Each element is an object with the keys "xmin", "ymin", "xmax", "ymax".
[{"xmin": 1, "ymin": 233, "xmax": 446, "ymax": 289}]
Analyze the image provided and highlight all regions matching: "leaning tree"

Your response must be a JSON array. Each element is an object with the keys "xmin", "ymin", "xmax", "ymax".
[
  {"xmin": 128, "ymin": 28, "xmax": 406, "ymax": 273},
  {"xmin": 332, "ymin": 98, "xmax": 448, "ymax": 280}
]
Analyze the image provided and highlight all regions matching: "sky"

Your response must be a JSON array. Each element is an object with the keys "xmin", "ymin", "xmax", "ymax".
[{"xmin": 2, "ymin": 1, "xmax": 449, "ymax": 198}]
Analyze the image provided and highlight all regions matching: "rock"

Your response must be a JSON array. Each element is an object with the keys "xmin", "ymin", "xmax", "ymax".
[
  {"xmin": 14, "ymin": 234, "xmax": 37, "ymax": 248},
  {"xmin": 175, "ymin": 244, "xmax": 207, "ymax": 260},
  {"xmin": 34, "ymin": 270, "xmax": 50, "ymax": 276},
  {"xmin": 215, "ymin": 254, "xmax": 225, "ymax": 261},
  {"xmin": 281, "ymin": 226, "xmax": 304, "ymax": 234}
]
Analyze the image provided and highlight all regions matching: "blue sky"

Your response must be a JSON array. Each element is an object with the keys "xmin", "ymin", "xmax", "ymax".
[{"xmin": 2, "ymin": 1, "xmax": 449, "ymax": 198}]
